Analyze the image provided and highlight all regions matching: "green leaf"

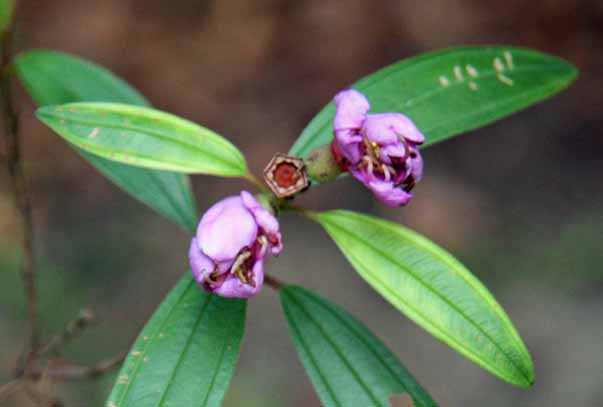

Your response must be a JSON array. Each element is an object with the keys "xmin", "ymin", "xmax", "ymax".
[
  {"xmin": 290, "ymin": 46, "xmax": 577, "ymax": 157},
  {"xmin": 14, "ymin": 50, "xmax": 150, "ymax": 106},
  {"xmin": 107, "ymin": 274, "xmax": 247, "ymax": 407},
  {"xmin": 312, "ymin": 210, "xmax": 534, "ymax": 388},
  {"xmin": 81, "ymin": 152, "xmax": 198, "ymax": 231},
  {"xmin": 36, "ymin": 102, "xmax": 248, "ymax": 177},
  {"xmin": 281, "ymin": 285, "xmax": 438, "ymax": 407},
  {"xmin": 14, "ymin": 50, "xmax": 197, "ymax": 231},
  {"xmin": 0, "ymin": 0, "xmax": 14, "ymax": 33}
]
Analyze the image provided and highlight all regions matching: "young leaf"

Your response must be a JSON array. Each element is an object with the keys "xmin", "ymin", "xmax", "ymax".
[
  {"xmin": 0, "ymin": 0, "xmax": 14, "ymax": 33},
  {"xmin": 312, "ymin": 210, "xmax": 534, "ymax": 388},
  {"xmin": 290, "ymin": 46, "xmax": 577, "ymax": 158},
  {"xmin": 36, "ymin": 102, "xmax": 249, "ymax": 177},
  {"xmin": 281, "ymin": 285, "xmax": 438, "ymax": 407},
  {"xmin": 107, "ymin": 274, "xmax": 246, "ymax": 407},
  {"xmin": 14, "ymin": 50, "xmax": 197, "ymax": 231}
]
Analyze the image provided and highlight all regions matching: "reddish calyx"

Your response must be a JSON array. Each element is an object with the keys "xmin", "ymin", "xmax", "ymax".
[{"xmin": 263, "ymin": 153, "xmax": 309, "ymax": 198}]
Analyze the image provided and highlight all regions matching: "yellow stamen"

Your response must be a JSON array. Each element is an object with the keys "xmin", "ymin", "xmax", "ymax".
[{"xmin": 231, "ymin": 250, "xmax": 252, "ymax": 284}]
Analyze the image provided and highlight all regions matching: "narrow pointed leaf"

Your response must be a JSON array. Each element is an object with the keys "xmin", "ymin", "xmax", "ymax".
[
  {"xmin": 281, "ymin": 285, "xmax": 437, "ymax": 407},
  {"xmin": 290, "ymin": 46, "xmax": 577, "ymax": 157},
  {"xmin": 36, "ymin": 102, "xmax": 248, "ymax": 177},
  {"xmin": 14, "ymin": 50, "xmax": 197, "ymax": 231},
  {"xmin": 313, "ymin": 210, "xmax": 534, "ymax": 387},
  {"xmin": 107, "ymin": 274, "xmax": 246, "ymax": 407}
]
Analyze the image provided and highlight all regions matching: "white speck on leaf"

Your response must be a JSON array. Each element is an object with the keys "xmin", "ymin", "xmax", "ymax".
[
  {"xmin": 453, "ymin": 65, "xmax": 463, "ymax": 81},
  {"xmin": 466, "ymin": 65, "xmax": 479, "ymax": 77},
  {"xmin": 439, "ymin": 76, "xmax": 450, "ymax": 87},
  {"xmin": 493, "ymin": 57, "xmax": 505, "ymax": 72},
  {"xmin": 89, "ymin": 128, "xmax": 100, "ymax": 138},
  {"xmin": 504, "ymin": 51, "xmax": 514, "ymax": 70},
  {"xmin": 497, "ymin": 73, "xmax": 514, "ymax": 86},
  {"xmin": 468, "ymin": 81, "xmax": 478, "ymax": 91}
]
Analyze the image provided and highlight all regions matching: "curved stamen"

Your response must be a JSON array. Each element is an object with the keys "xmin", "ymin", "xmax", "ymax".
[
  {"xmin": 231, "ymin": 249, "xmax": 252, "ymax": 284},
  {"xmin": 361, "ymin": 130, "xmax": 381, "ymax": 164},
  {"xmin": 382, "ymin": 165, "xmax": 391, "ymax": 182},
  {"xmin": 396, "ymin": 133, "xmax": 411, "ymax": 162},
  {"xmin": 365, "ymin": 157, "xmax": 374, "ymax": 175}
]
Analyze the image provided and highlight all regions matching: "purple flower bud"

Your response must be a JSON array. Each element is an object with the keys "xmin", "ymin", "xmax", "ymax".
[
  {"xmin": 332, "ymin": 89, "xmax": 424, "ymax": 207},
  {"xmin": 188, "ymin": 191, "xmax": 282, "ymax": 298}
]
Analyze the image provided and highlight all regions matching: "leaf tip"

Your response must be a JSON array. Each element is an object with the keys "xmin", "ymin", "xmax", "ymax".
[
  {"xmin": 34, "ymin": 105, "xmax": 54, "ymax": 122},
  {"xmin": 508, "ymin": 357, "xmax": 535, "ymax": 388}
]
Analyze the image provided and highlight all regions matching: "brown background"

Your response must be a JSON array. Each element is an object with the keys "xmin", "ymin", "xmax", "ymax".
[{"xmin": 1, "ymin": 0, "xmax": 602, "ymax": 406}]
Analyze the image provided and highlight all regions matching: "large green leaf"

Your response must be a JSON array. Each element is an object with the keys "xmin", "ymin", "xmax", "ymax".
[
  {"xmin": 14, "ymin": 50, "xmax": 197, "ymax": 231},
  {"xmin": 36, "ymin": 102, "xmax": 248, "ymax": 177},
  {"xmin": 281, "ymin": 285, "xmax": 437, "ymax": 407},
  {"xmin": 290, "ymin": 46, "xmax": 577, "ymax": 157},
  {"xmin": 312, "ymin": 210, "xmax": 534, "ymax": 388},
  {"xmin": 106, "ymin": 274, "xmax": 247, "ymax": 407}
]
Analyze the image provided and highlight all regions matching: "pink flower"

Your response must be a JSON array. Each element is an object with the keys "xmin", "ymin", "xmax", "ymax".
[
  {"xmin": 188, "ymin": 191, "xmax": 282, "ymax": 298},
  {"xmin": 332, "ymin": 89, "xmax": 424, "ymax": 207}
]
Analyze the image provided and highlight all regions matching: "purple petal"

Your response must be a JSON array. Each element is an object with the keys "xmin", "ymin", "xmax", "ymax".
[
  {"xmin": 349, "ymin": 166, "xmax": 373, "ymax": 187},
  {"xmin": 333, "ymin": 89, "xmax": 370, "ymax": 131},
  {"xmin": 197, "ymin": 195, "xmax": 258, "ymax": 262},
  {"xmin": 333, "ymin": 89, "xmax": 369, "ymax": 165},
  {"xmin": 334, "ymin": 129, "xmax": 362, "ymax": 164},
  {"xmin": 368, "ymin": 180, "xmax": 413, "ymax": 207},
  {"xmin": 240, "ymin": 191, "xmax": 283, "ymax": 256},
  {"xmin": 410, "ymin": 148, "xmax": 424, "ymax": 181},
  {"xmin": 363, "ymin": 113, "xmax": 425, "ymax": 145},
  {"xmin": 214, "ymin": 260, "xmax": 264, "ymax": 298},
  {"xmin": 380, "ymin": 143, "xmax": 407, "ymax": 165},
  {"xmin": 189, "ymin": 238, "xmax": 217, "ymax": 286}
]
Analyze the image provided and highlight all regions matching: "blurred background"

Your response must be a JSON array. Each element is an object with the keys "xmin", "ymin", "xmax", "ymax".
[{"xmin": 1, "ymin": 0, "xmax": 602, "ymax": 406}]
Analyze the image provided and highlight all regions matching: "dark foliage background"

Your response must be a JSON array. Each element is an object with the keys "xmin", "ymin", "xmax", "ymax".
[{"xmin": 1, "ymin": 0, "xmax": 602, "ymax": 405}]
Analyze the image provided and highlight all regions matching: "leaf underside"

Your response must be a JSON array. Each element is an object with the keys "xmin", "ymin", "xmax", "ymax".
[
  {"xmin": 281, "ymin": 285, "xmax": 438, "ymax": 407},
  {"xmin": 14, "ymin": 50, "xmax": 198, "ymax": 231}
]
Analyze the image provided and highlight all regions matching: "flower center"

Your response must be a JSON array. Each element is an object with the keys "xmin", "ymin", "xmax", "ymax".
[{"xmin": 362, "ymin": 133, "xmax": 381, "ymax": 165}]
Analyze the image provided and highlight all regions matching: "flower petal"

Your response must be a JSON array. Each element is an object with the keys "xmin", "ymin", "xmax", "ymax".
[
  {"xmin": 214, "ymin": 260, "xmax": 264, "ymax": 298},
  {"xmin": 189, "ymin": 238, "xmax": 217, "ymax": 286},
  {"xmin": 368, "ymin": 180, "xmax": 413, "ymax": 207},
  {"xmin": 240, "ymin": 191, "xmax": 283, "ymax": 256},
  {"xmin": 333, "ymin": 89, "xmax": 370, "ymax": 131},
  {"xmin": 197, "ymin": 195, "xmax": 258, "ymax": 262},
  {"xmin": 333, "ymin": 89, "xmax": 370, "ymax": 164},
  {"xmin": 380, "ymin": 143, "xmax": 407, "ymax": 165},
  {"xmin": 410, "ymin": 148, "xmax": 424, "ymax": 182},
  {"xmin": 364, "ymin": 113, "xmax": 425, "ymax": 145}
]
